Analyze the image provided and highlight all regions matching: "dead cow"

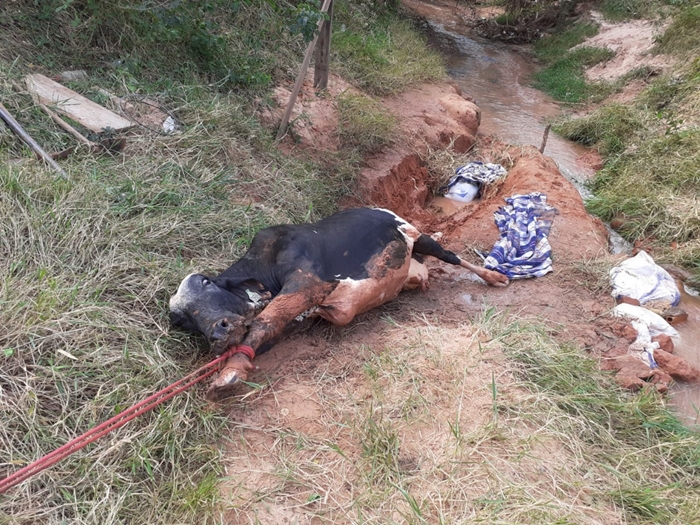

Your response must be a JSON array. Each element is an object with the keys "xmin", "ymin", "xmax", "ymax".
[{"xmin": 169, "ymin": 207, "xmax": 508, "ymax": 400}]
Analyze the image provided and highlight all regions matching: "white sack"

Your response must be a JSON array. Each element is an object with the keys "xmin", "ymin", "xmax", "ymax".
[{"xmin": 609, "ymin": 251, "xmax": 680, "ymax": 306}]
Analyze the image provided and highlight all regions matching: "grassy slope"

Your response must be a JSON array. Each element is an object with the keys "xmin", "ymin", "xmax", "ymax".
[{"xmin": 536, "ymin": 4, "xmax": 700, "ymax": 281}]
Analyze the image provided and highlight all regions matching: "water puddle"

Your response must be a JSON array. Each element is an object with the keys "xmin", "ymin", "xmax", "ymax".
[{"xmin": 425, "ymin": 21, "xmax": 700, "ymax": 423}]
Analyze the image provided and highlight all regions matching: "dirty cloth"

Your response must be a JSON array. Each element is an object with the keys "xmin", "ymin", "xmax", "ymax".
[
  {"xmin": 609, "ymin": 250, "xmax": 681, "ymax": 306},
  {"xmin": 612, "ymin": 303, "xmax": 679, "ymax": 338},
  {"xmin": 440, "ymin": 161, "xmax": 507, "ymax": 202},
  {"xmin": 484, "ymin": 192, "xmax": 557, "ymax": 280}
]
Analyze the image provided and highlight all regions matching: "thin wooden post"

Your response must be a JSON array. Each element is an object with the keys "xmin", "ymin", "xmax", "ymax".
[
  {"xmin": 276, "ymin": 0, "xmax": 332, "ymax": 142},
  {"xmin": 314, "ymin": 0, "xmax": 333, "ymax": 90},
  {"xmin": 539, "ymin": 124, "xmax": 551, "ymax": 154}
]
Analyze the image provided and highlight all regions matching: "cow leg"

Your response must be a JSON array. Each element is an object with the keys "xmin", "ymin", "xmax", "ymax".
[
  {"xmin": 413, "ymin": 234, "xmax": 509, "ymax": 287},
  {"xmin": 206, "ymin": 271, "xmax": 337, "ymax": 401}
]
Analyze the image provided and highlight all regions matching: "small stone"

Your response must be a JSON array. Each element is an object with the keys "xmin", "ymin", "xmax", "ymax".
[
  {"xmin": 620, "ymin": 323, "xmax": 638, "ymax": 343},
  {"xmin": 651, "ymin": 368, "xmax": 673, "ymax": 393},
  {"xmin": 59, "ymin": 70, "xmax": 88, "ymax": 82},
  {"xmin": 616, "ymin": 295, "xmax": 641, "ymax": 306},
  {"xmin": 651, "ymin": 334, "xmax": 674, "ymax": 353},
  {"xmin": 654, "ymin": 349, "xmax": 700, "ymax": 382},
  {"xmin": 604, "ymin": 339, "xmax": 631, "ymax": 358}
]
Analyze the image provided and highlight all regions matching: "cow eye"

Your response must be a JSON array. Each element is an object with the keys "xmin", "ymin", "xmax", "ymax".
[{"xmin": 202, "ymin": 278, "xmax": 210, "ymax": 286}]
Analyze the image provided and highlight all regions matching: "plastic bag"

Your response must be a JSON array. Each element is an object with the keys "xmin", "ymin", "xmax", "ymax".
[
  {"xmin": 609, "ymin": 251, "xmax": 680, "ymax": 306},
  {"xmin": 444, "ymin": 180, "xmax": 479, "ymax": 202}
]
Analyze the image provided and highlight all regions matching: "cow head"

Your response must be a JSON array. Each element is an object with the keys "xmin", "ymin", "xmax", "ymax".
[{"xmin": 169, "ymin": 273, "xmax": 270, "ymax": 354}]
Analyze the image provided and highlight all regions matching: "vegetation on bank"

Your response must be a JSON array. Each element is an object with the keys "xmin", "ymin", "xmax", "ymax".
[
  {"xmin": 223, "ymin": 308, "xmax": 700, "ymax": 523},
  {"xmin": 532, "ymin": 3, "xmax": 700, "ymax": 281}
]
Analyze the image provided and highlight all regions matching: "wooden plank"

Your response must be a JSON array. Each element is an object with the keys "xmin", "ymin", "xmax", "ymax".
[
  {"xmin": 276, "ymin": 0, "xmax": 332, "ymax": 142},
  {"xmin": 314, "ymin": 0, "xmax": 333, "ymax": 90},
  {"xmin": 26, "ymin": 74, "xmax": 134, "ymax": 133}
]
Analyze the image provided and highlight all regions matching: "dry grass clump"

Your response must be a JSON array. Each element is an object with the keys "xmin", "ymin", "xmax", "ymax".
[{"xmin": 218, "ymin": 308, "xmax": 700, "ymax": 524}]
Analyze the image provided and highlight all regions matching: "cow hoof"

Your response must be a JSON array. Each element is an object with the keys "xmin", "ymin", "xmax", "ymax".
[
  {"xmin": 205, "ymin": 383, "xmax": 239, "ymax": 403},
  {"xmin": 205, "ymin": 365, "xmax": 249, "ymax": 402}
]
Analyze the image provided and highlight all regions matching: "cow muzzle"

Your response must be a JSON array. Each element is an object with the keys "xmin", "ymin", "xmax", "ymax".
[{"xmin": 208, "ymin": 314, "xmax": 247, "ymax": 354}]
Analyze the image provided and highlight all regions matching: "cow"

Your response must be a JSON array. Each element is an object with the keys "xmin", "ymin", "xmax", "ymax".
[{"xmin": 169, "ymin": 207, "xmax": 508, "ymax": 401}]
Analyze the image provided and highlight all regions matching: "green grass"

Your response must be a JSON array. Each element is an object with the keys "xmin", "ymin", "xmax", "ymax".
[
  {"xmin": 0, "ymin": 70, "xmax": 357, "ymax": 525},
  {"xmin": 220, "ymin": 309, "xmax": 700, "ymax": 523},
  {"xmin": 657, "ymin": 6, "xmax": 700, "ymax": 54},
  {"xmin": 600, "ymin": 0, "xmax": 647, "ymax": 21},
  {"xmin": 587, "ymin": 128, "xmax": 700, "ymax": 238},
  {"xmin": 337, "ymin": 92, "xmax": 396, "ymax": 155},
  {"xmin": 554, "ymin": 103, "xmax": 642, "ymax": 155},
  {"xmin": 532, "ymin": 23, "xmax": 616, "ymax": 103},
  {"xmin": 0, "ymin": 0, "xmax": 443, "ymax": 518},
  {"xmin": 0, "ymin": 0, "xmax": 304, "ymax": 92},
  {"xmin": 535, "ymin": 5, "xmax": 700, "ymax": 278},
  {"xmin": 533, "ymin": 46, "xmax": 615, "ymax": 103},
  {"xmin": 533, "ymin": 22, "xmax": 601, "ymax": 62},
  {"xmin": 332, "ymin": 6, "xmax": 445, "ymax": 95},
  {"xmin": 490, "ymin": 312, "xmax": 700, "ymax": 523}
]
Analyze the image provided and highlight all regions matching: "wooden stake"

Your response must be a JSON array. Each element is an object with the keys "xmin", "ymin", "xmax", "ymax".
[
  {"xmin": 314, "ymin": 0, "xmax": 333, "ymax": 90},
  {"xmin": 276, "ymin": 0, "xmax": 332, "ymax": 142},
  {"xmin": 540, "ymin": 124, "xmax": 551, "ymax": 154},
  {"xmin": 0, "ymin": 102, "xmax": 68, "ymax": 178}
]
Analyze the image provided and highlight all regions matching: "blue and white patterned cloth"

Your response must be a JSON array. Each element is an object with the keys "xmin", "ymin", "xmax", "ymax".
[
  {"xmin": 440, "ymin": 162, "xmax": 507, "ymax": 202},
  {"xmin": 483, "ymin": 192, "xmax": 557, "ymax": 280}
]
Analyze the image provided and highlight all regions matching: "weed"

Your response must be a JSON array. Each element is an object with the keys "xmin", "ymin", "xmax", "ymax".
[
  {"xmin": 359, "ymin": 407, "xmax": 402, "ymax": 485},
  {"xmin": 332, "ymin": 8, "xmax": 444, "ymax": 95},
  {"xmin": 656, "ymin": 6, "xmax": 700, "ymax": 55},
  {"xmin": 0, "ymin": 70, "xmax": 356, "ymax": 525},
  {"xmin": 533, "ymin": 22, "xmax": 601, "ymax": 63},
  {"xmin": 223, "ymin": 312, "xmax": 700, "ymax": 523},
  {"xmin": 600, "ymin": 0, "xmax": 645, "ymax": 21}
]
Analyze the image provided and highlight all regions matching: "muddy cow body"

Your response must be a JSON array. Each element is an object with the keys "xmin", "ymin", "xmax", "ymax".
[{"xmin": 170, "ymin": 207, "xmax": 507, "ymax": 400}]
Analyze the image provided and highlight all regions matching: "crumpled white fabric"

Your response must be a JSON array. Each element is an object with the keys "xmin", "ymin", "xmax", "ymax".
[
  {"xmin": 628, "ymin": 320, "xmax": 660, "ymax": 368},
  {"xmin": 609, "ymin": 251, "xmax": 680, "ymax": 306},
  {"xmin": 441, "ymin": 162, "xmax": 507, "ymax": 203},
  {"xmin": 612, "ymin": 303, "xmax": 679, "ymax": 338}
]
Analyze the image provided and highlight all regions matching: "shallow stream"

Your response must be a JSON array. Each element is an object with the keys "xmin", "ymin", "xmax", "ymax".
[{"xmin": 425, "ymin": 20, "xmax": 700, "ymax": 424}]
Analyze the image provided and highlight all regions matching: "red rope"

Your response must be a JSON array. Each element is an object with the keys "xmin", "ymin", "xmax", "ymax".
[{"xmin": 0, "ymin": 346, "xmax": 248, "ymax": 494}]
